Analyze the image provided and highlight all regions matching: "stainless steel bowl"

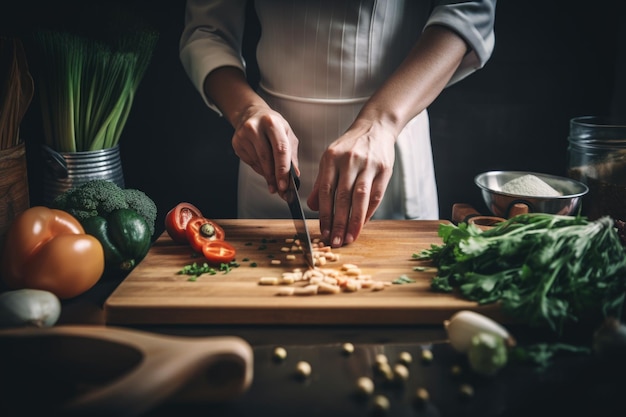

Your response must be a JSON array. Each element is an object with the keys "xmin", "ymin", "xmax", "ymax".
[{"xmin": 474, "ymin": 171, "xmax": 589, "ymax": 218}]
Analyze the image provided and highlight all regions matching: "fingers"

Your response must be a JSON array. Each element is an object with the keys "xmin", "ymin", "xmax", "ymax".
[
  {"xmin": 311, "ymin": 159, "xmax": 388, "ymax": 248},
  {"xmin": 232, "ymin": 108, "xmax": 297, "ymax": 194},
  {"xmin": 311, "ymin": 131, "xmax": 395, "ymax": 248}
]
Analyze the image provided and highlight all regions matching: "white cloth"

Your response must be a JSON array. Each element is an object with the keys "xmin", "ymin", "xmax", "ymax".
[{"xmin": 180, "ymin": 0, "xmax": 496, "ymax": 219}]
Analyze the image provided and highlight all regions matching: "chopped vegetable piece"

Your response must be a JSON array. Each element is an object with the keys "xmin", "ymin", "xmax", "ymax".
[
  {"xmin": 165, "ymin": 202, "xmax": 203, "ymax": 243},
  {"xmin": 185, "ymin": 217, "xmax": 226, "ymax": 253}
]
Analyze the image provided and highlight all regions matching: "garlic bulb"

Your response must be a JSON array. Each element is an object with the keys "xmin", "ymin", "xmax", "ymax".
[
  {"xmin": 0, "ymin": 289, "xmax": 61, "ymax": 328},
  {"xmin": 444, "ymin": 310, "xmax": 515, "ymax": 353}
]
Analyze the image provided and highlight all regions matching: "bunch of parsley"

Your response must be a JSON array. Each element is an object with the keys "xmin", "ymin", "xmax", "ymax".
[{"xmin": 416, "ymin": 214, "xmax": 626, "ymax": 335}]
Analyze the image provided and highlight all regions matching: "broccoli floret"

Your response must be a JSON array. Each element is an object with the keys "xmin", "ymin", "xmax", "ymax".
[
  {"xmin": 51, "ymin": 179, "xmax": 157, "ymax": 236},
  {"xmin": 123, "ymin": 188, "xmax": 157, "ymax": 236},
  {"xmin": 52, "ymin": 179, "xmax": 129, "ymax": 221}
]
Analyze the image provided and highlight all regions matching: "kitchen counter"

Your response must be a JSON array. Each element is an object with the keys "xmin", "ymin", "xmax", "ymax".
[{"xmin": 20, "ymin": 267, "xmax": 618, "ymax": 417}]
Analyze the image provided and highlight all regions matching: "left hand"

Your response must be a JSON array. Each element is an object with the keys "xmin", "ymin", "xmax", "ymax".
[{"xmin": 307, "ymin": 119, "xmax": 395, "ymax": 247}]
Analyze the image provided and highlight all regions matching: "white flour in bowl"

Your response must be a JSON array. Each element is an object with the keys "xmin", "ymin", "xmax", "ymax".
[{"xmin": 500, "ymin": 174, "xmax": 561, "ymax": 196}]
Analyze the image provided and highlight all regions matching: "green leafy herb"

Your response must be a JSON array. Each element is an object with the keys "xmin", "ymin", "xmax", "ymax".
[
  {"xmin": 178, "ymin": 262, "xmax": 217, "ymax": 279},
  {"xmin": 417, "ymin": 214, "xmax": 626, "ymax": 334},
  {"xmin": 510, "ymin": 343, "xmax": 591, "ymax": 370}
]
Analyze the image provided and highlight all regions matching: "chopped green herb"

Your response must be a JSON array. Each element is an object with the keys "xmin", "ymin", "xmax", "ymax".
[
  {"xmin": 413, "ymin": 266, "xmax": 428, "ymax": 272},
  {"xmin": 393, "ymin": 275, "xmax": 416, "ymax": 284},
  {"xmin": 250, "ymin": 262, "xmax": 258, "ymax": 267},
  {"xmin": 242, "ymin": 258, "xmax": 250, "ymax": 262},
  {"xmin": 258, "ymin": 245, "xmax": 267, "ymax": 250},
  {"xmin": 177, "ymin": 262, "xmax": 217, "ymax": 277}
]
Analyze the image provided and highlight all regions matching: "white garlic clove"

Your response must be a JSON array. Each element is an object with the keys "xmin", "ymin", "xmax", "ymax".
[
  {"xmin": 0, "ymin": 289, "xmax": 61, "ymax": 328},
  {"xmin": 444, "ymin": 310, "xmax": 515, "ymax": 353}
]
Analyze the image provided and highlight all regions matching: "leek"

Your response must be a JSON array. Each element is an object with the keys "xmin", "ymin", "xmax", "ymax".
[{"xmin": 32, "ymin": 30, "xmax": 158, "ymax": 152}]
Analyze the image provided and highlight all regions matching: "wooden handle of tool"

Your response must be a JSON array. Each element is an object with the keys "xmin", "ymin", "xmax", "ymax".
[
  {"xmin": 0, "ymin": 325, "xmax": 254, "ymax": 417},
  {"xmin": 451, "ymin": 203, "xmax": 482, "ymax": 224}
]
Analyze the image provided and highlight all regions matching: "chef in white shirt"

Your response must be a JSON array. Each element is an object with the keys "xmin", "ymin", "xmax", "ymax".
[{"xmin": 180, "ymin": 0, "xmax": 496, "ymax": 247}]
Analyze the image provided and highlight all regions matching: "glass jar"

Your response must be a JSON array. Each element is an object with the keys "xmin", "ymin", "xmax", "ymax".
[{"xmin": 566, "ymin": 116, "xmax": 626, "ymax": 221}]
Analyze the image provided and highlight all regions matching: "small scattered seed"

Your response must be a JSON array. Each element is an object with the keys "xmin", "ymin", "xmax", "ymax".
[
  {"xmin": 295, "ymin": 361, "xmax": 312, "ymax": 379},
  {"xmin": 393, "ymin": 363, "xmax": 410, "ymax": 382},
  {"xmin": 258, "ymin": 277, "xmax": 279, "ymax": 285},
  {"xmin": 371, "ymin": 395, "xmax": 390, "ymax": 415},
  {"xmin": 355, "ymin": 376, "xmax": 375, "ymax": 397},
  {"xmin": 421, "ymin": 348, "xmax": 433, "ymax": 363},
  {"xmin": 377, "ymin": 362, "xmax": 394, "ymax": 382},
  {"xmin": 397, "ymin": 351, "xmax": 412, "ymax": 365},
  {"xmin": 413, "ymin": 387, "xmax": 430, "ymax": 409},
  {"xmin": 273, "ymin": 346, "xmax": 287, "ymax": 361},
  {"xmin": 275, "ymin": 287, "xmax": 295, "ymax": 296},
  {"xmin": 342, "ymin": 342, "xmax": 355, "ymax": 355},
  {"xmin": 375, "ymin": 353, "xmax": 388, "ymax": 366},
  {"xmin": 293, "ymin": 285, "xmax": 318, "ymax": 296}
]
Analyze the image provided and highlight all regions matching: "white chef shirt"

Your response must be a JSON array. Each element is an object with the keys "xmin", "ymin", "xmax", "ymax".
[{"xmin": 180, "ymin": 0, "xmax": 496, "ymax": 220}]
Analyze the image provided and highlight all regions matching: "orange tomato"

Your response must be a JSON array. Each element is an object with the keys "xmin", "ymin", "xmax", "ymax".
[{"xmin": 0, "ymin": 206, "xmax": 105, "ymax": 299}]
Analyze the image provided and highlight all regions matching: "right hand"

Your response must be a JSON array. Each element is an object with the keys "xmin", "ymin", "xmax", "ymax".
[{"xmin": 231, "ymin": 104, "xmax": 299, "ymax": 196}]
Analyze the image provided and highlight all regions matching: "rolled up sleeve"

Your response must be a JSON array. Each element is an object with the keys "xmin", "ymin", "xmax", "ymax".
[
  {"xmin": 179, "ymin": 0, "xmax": 248, "ymax": 112},
  {"xmin": 426, "ymin": 0, "xmax": 497, "ymax": 85}
]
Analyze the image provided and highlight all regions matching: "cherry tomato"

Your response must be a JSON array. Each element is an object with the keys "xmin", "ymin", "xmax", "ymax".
[
  {"xmin": 185, "ymin": 217, "xmax": 226, "ymax": 253},
  {"xmin": 165, "ymin": 202, "xmax": 203, "ymax": 243},
  {"xmin": 0, "ymin": 206, "xmax": 105, "ymax": 299},
  {"xmin": 202, "ymin": 240, "xmax": 237, "ymax": 264}
]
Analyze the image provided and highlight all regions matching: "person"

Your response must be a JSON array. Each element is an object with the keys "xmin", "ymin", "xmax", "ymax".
[{"xmin": 180, "ymin": 0, "xmax": 496, "ymax": 247}]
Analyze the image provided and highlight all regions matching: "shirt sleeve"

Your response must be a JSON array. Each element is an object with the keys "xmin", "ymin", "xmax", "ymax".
[
  {"xmin": 179, "ymin": 0, "xmax": 248, "ymax": 113},
  {"xmin": 425, "ymin": 0, "xmax": 497, "ymax": 85}
]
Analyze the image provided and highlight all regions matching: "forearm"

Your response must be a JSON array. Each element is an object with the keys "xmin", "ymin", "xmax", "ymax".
[
  {"xmin": 202, "ymin": 66, "xmax": 268, "ymax": 128},
  {"xmin": 355, "ymin": 25, "xmax": 469, "ymax": 136}
]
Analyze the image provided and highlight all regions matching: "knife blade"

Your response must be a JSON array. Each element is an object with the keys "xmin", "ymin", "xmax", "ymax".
[{"xmin": 286, "ymin": 163, "xmax": 315, "ymax": 269}]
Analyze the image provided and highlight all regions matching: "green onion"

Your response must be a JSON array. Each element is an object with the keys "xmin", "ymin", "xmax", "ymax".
[{"xmin": 32, "ymin": 30, "xmax": 158, "ymax": 152}]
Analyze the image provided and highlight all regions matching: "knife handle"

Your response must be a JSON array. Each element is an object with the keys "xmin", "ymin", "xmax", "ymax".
[{"xmin": 289, "ymin": 163, "xmax": 301, "ymax": 189}]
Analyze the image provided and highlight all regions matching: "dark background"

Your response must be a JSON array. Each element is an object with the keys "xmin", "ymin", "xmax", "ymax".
[{"xmin": 2, "ymin": 0, "xmax": 625, "ymax": 237}]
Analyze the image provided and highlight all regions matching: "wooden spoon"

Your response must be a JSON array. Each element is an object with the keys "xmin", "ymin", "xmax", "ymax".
[{"xmin": 0, "ymin": 325, "xmax": 254, "ymax": 417}]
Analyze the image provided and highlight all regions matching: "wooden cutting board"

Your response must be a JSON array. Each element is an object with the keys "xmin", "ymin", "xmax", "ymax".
[{"xmin": 104, "ymin": 219, "xmax": 503, "ymax": 325}]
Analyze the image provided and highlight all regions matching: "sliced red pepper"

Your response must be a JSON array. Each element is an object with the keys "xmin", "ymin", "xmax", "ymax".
[
  {"xmin": 202, "ymin": 240, "xmax": 236, "ymax": 264},
  {"xmin": 185, "ymin": 217, "xmax": 226, "ymax": 253},
  {"xmin": 164, "ymin": 202, "xmax": 203, "ymax": 243}
]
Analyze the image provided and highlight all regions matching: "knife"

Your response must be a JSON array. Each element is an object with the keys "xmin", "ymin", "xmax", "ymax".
[{"xmin": 286, "ymin": 163, "xmax": 315, "ymax": 269}]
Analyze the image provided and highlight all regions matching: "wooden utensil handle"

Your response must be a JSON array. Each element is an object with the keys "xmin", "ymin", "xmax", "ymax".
[
  {"xmin": 451, "ymin": 203, "xmax": 482, "ymax": 224},
  {"xmin": 0, "ymin": 325, "xmax": 254, "ymax": 417}
]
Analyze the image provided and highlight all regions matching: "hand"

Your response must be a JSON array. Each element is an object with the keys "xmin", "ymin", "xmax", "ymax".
[
  {"xmin": 307, "ymin": 120, "xmax": 395, "ymax": 248},
  {"xmin": 231, "ymin": 104, "xmax": 299, "ymax": 195}
]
